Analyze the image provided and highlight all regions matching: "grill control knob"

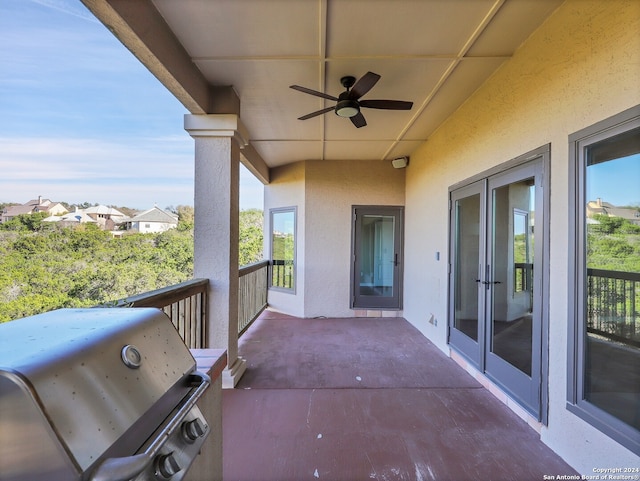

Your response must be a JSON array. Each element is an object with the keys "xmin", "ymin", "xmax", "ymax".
[
  {"xmin": 154, "ymin": 452, "xmax": 181, "ymax": 479},
  {"xmin": 181, "ymin": 418, "xmax": 206, "ymax": 443}
]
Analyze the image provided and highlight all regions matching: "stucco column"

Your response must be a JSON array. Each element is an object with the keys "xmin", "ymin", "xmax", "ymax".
[{"xmin": 184, "ymin": 114, "xmax": 249, "ymax": 388}]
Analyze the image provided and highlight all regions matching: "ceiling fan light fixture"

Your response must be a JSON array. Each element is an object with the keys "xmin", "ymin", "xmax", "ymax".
[{"xmin": 335, "ymin": 99, "xmax": 360, "ymax": 118}]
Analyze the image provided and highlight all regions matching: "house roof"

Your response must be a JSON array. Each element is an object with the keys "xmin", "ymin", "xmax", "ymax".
[
  {"xmin": 24, "ymin": 198, "xmax": 51, "ymax": 206},
  {"xmin": 587, "ymin": 200, "xmax": 640, "ymax": 222},
  {"xmin": 130, "ymin": 207, "xmax": 179, "ymax": 224},
  {"xmin": 43, "ymin": 212, "xmax": 97, "ymax": 224},
  {"xmin": 3, "ymin": 197, "xmax": 59, "ymax": 217},
  {"xmin": 83, "ymin": 205, "xmax": 126, "ymax": 217},
  {"xmin": 82, "ymin": 0, "xmax": 564, "ymax": 180}
]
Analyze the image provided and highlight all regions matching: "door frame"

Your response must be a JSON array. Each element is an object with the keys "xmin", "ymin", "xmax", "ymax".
[
  {"xmin": 350, "ymin": 205, "xmax": 404, "ymax": 310},
  {"xmin": 447, "ymin": 145, "xmax": 550, "ymax": 423}
]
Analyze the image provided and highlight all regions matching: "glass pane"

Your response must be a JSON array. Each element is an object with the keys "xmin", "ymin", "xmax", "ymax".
[
  {"xmin": 271, "ymin": 209, "xmax": 295, "ymax": 289},
  {"xmin": 453, "ymin": 194, "xmax": 480, "ymax": 341},
  {"xmin": 585, "ymin": 131, "xmax": 640, "ymax": 430},
  {"xmin": 358, "ymin": 215, "xmax": 394, "ymax": 297},
  {"xmin": 490, "ymin": 179, "xmax": 535, "ymax": 376}
]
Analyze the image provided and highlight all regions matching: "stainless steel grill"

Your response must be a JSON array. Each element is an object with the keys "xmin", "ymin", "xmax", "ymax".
[{"xmin": 0, "ymin": 308, "xmax": 211, "ymax": 481}]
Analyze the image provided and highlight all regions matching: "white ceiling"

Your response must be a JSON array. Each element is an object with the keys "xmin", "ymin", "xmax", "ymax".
[{"xmin": 149, "ymin": 0, "xmax": 563, "ymax": 168}]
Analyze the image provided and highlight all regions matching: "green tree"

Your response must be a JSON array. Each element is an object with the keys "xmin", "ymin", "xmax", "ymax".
[
  {"xmin": 0, "ymin": 209, "xmax": 265, "ymax": 323},
  {"xmin": 239, "ymin": 209, "xmax": 264, "ymax": 265}
]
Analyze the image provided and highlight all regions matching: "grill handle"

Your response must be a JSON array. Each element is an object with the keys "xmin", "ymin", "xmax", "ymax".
[{"xmin": 89, "ymin": 371, "xmax": 211, "ymax": 481}]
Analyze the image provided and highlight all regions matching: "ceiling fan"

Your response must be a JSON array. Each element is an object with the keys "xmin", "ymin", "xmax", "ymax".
[{"xmin": 290, "ymin": 71, "xmax": 413, "ymax": 128}]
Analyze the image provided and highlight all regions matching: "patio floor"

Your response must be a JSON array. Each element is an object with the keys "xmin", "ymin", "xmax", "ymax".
[{"xmin": 222, "ymin": 310, "xmax": 577, "ymax": 481}]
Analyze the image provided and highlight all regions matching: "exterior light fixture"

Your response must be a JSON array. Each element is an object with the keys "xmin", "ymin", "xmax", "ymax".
[{"xmin": 392, "ymin": 156, "xmax": 409, "ymax": 169}]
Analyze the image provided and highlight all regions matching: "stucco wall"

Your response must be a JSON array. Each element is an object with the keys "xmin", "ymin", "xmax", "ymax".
[
  {"xmin": 403, "ymin": 0, "xmax": 640, "ymax": 472},
  {"xmin": 264, "ymin": 158, "xmax": 405, "ymax": 318},
  {"xmin": 304, "ymin": 159, "xmax": 405, "ymax": 318},
  {"xmin": 264, "ymin": 161, "xmax": 306, "ymax": 317}
]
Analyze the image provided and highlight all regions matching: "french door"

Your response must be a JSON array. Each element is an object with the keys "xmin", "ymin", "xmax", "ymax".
[{"xmin": 449, "ymin": 153, "xmax": 548, "ymax": 419}]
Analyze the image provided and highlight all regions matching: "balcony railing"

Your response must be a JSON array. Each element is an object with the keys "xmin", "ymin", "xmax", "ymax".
[
  {"xmin": 115, "ymin": 261, "xmax": 269, "ymax": 348},
  {"xmin": 238, "ymin": 260, "xmax": 269, "ymax": 335},
  {"xmin": 587, "ymin": 268, "xmax": 640, "ymax": 347},
  {"xmin": 115, "ymin": 278, "xmax": 209, "ymax": 348},
  {"xmin": 271, "ymin": 259, "xmax": 294, "ymax": 289}
]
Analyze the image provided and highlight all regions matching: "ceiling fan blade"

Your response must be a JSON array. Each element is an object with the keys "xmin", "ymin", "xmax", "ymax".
[
  {"xmin": 349, "ymin": 72, "xmax": 381, "ymax": 100},
  {"xmin": 360, "ymin": 99, "xmax": 413, "ymax": 110},
  {"xmin": 290, "ymin": 85, "xmax": 338, "ymax": 101},
  {"xmin": 350, "ymin": 111, "xmax": 367, "ymax": 128},
  {"xmin": 298, "ymin": 106, "xmax": 335, "ymax": 120}
]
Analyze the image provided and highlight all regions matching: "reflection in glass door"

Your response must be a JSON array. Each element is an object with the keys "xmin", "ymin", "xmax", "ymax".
[
  {"xmin": 449, "ymin": 153, "xmax": 548, "ymax": 419},
  {"xmin": 449, "ymin": 182, "xmax": 485, "ymax": 366},
  {"xmin": 488, "ymin": 180, "xmax": 535, "ymax": 376}
]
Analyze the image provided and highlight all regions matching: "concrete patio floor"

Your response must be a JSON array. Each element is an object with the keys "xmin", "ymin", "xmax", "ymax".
[{"xmin": 222, "ymin": 310, "xmax": 577, "ymax": 481}]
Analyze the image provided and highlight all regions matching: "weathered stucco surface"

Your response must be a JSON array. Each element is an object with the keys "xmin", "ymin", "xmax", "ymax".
[{"xmin": 403, "ymin": 0, "xmax": 640, "ymax": 471}]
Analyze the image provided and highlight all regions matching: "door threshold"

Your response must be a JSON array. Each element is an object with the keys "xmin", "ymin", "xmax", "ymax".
[{"xmin": 449, "ymin": 349, "xmax": 544, "ymax": 434}]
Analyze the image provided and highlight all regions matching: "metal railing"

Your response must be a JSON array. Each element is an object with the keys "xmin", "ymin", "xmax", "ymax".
[
  {"xmin": 271, "ymin": 259, "xmax": 294, "ymax": 289},
  {"xmin": 587, "ymin": 268, "xmax": 640, "ymax": 347},
  {"xmin": 116, "ymin": 278, "xmax": 209, "ymax": 349},
  {"xmin": 238, "ymin": 260, "xmax": 269, "ymax": 336}
]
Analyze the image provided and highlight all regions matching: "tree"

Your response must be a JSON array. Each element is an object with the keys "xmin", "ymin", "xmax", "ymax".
[
  {"xmin": 0, "ymin": 209, "xmax": 266, "ymax": 323},
  {"xmin": 0, "ymin": 212, "xmax": 49, "ymax": 232},
  {"xmin": 239, "ymin": 209, "xmax": 264, "ymax": 265}
]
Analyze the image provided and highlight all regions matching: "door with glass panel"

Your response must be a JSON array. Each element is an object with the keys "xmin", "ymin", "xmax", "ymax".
[
  {"xmin": 351, "ymin": 206, "xmax": 403, "ymax": 309},
  {"xmin": 449, "ymin": 181, "xmax": 485, "ymax": 365},
  {"xmin": 449, "ymin": 156, "xmax": 546, "ymax": 418}
]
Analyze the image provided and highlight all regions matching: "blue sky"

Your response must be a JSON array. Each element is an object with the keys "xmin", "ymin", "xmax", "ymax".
[
  {"xmin": 0, "ymin": 0, "xmax": 263, "ymax": 211},
  {"xmin": 587, "ymin": 153, "xmax": 640, "ymax": 207}
]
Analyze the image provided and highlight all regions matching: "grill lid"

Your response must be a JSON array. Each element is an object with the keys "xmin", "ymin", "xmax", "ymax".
[{"xmin": 0, "ymin": 308, "xmax": 196, "ymax": 473}]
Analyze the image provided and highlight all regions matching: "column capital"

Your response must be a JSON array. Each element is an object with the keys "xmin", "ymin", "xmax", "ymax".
[{"xmin": 184, "ymin": 114, "xmax": 249, "ymax": 148}]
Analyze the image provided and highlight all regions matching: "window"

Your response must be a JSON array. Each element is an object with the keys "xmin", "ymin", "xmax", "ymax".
[
  {"xmin": 568, "ymin": 106, "xmax": 640, "ymax": 455},
  {"xmin": 270, "ymin": 207, "xmax": 296, "ymax": 291}
]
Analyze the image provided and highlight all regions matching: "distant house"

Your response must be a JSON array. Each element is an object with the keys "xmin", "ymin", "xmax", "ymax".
[
  {"xmin": 82, "ymin": 205, "xmax": 126, "ymax": 230},
  {"xmin": 1, "ymin": 196, "xmax": 68, "ymax": 223},
  {"xmin": 126, "ymin": 206, "xmax": 178, "ymax": 233},
  {"xmin": 43, "ymin": 205, "xmax": 126, "ymax": 230},
  {"xmin": 43, "ymin": 207, "xmax": 98, "ymax": 227},
  {"xmin": 587, "ymin": 198, "xmax": 640, "ymax": 225}
]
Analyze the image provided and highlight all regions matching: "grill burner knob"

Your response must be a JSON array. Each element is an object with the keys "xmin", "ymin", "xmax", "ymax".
[
  {"xmin": 181, "ymin": 418, "xmax": 206, "ymax": 443},
  {"xmin": 154, "ymin": 452, "xmax": 181, "ymax": 479}
]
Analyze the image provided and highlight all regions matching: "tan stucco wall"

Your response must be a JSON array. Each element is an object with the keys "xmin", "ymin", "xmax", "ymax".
[
  {"xmin": 264, "ymin": 161, "xmax": 306, "ymax": 317},
  {"xmin": 304, "ymin": 159, "xmax": 405, "ymax": 318},
  {"xmin": 403, "ymin": 0, "xmax": 640, "ymax": 471},
  {"xmin": 264, "ymin": 158, "xmax": 405, "ymax": 318}
]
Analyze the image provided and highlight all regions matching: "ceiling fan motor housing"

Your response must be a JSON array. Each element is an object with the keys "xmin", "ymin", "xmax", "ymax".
[{"xmin": 336, "ymin": 91, "xmax": 360, "ymax": 118}]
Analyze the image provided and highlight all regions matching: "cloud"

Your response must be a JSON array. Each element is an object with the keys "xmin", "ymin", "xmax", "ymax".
[
  {"xmin": 0, "ymin": 1, "xmax": 264, "ymax": 211},
  {"xmin": 0, "ymin": 135, "xmax": 263, "ymax": 210},
  {"xmin": 0, "ymin": 136, "xmax": 194, "ymax": 208},
  {"xmin": 29, "ymin": 0, "xmax": 100, "ymax": 23}
]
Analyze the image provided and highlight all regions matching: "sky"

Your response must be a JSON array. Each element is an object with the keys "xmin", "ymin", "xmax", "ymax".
[
  {"xmin": 587, "ymin": 153, "xmax": 640, "ymax": 207},
  {"xmin": 0, "ymin": 0, "xmax": 264, "ymax": 211}
]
